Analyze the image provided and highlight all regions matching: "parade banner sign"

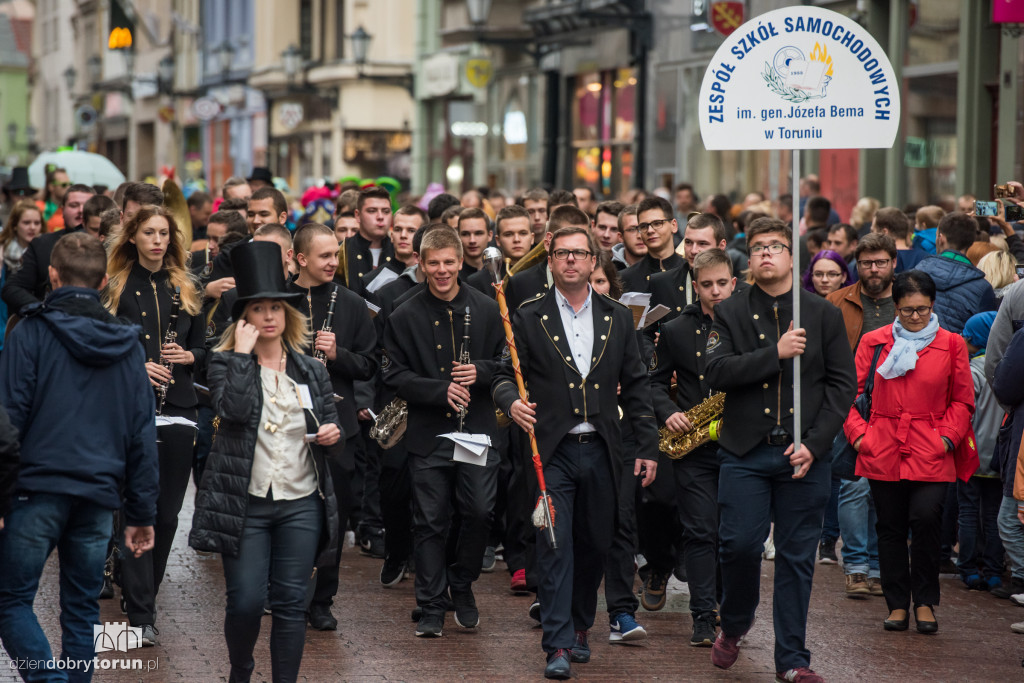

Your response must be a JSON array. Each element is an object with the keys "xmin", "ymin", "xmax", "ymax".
[{"xmin": 698, "ymin": 6, "xmax": 900, "ymax": 150}]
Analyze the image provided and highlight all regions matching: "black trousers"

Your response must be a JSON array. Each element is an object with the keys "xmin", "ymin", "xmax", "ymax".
[
  {"xmin": 121, "ymin": 405, "xmax": 197, "ymax": 626},
  {"xmin": 675, "ymin": 447, "xmax": 721, "ymax": 616},
  {"xmin": 380, "ymin": 441, "xmax": 412, "ymax": 562},
  {"xmin": 869, "ymin": 479, "xmax": 948, "ymax": 611},
  {"xmin": 501, "ymin": 426, "xmax": 537, "ymax": 582},
  {"xmin": 311, "ymin": 436, "xmax": 357, "ymax": 608},
  {"xmin": 637, "ymin": 451, "xmax": 681, "ymax": 574},
  {"xmin": 356, "ymin": 420, "xmax": 384, "ymax": 533},
  {"xmin": 603, "ymin": 445, "xmax": 641, "ymax": 618},
  {"xmin": 410, "ymin": 442, "xmax": 498, "ymax": 615}
]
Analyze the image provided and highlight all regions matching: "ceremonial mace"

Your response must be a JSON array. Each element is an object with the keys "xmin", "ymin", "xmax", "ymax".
[{"xmin": 484, "ymin": 247, "xmax": 557, "ymax": 549}]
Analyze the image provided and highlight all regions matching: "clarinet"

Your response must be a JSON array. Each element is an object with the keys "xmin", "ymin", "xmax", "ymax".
[
  {"xmin": 457, "ymin": 306, "xmax": 471, "ymax": 432},
  {"xmin": 156, "ymin": 286, "xmax": 181, "ymax": 416},
  {"xmin": 314, "ymin": 284, "xmax": 339, "ymax": 365}
]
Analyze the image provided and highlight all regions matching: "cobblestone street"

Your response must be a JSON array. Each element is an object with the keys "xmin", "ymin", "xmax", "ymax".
[{"xmin": 2, "ymin": 485, "xmax": 1022, "ymax": 682}]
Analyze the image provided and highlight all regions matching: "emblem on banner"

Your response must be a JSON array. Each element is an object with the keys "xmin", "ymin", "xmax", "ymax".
[
  {"xmin": 711, "ymin": 2, "xmax": 744, "ymax": 37},
  {"xmin": 763, "ymin": 43, "xmax": 834, "ymax": 103}
]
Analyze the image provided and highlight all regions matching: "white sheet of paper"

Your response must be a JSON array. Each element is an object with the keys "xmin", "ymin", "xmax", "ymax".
[
  {"xmin": 642, "ymin": 304, "xmax": 671, "ymax": 328},
  {"xmin": 296, "ymin": 384, "xmax": 314, "ymax": 409},
  {"xmin": 366, "ymin": 268, "xmax": 399, "ymax": 294},
  {"xmin": 619, "ymin": 292, "xmax": 651, "ymax": 307},
  {"xmin": 441, "ymin": 433, "xmax": 492, "ymax": 466},
  {"xmin": 156, "ymin": 416, "xmax": 198, "ymax": 428}
]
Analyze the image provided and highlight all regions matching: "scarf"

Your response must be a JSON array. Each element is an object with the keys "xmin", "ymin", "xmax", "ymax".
[{"xmin": 877, "ymin": 313, "xmax": 940, "ymax": 379}]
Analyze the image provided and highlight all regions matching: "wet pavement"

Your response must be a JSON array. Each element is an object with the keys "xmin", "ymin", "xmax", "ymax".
[{"xmin": 3, "ymin": 484, "xmax": 1023, "ymax": 682}]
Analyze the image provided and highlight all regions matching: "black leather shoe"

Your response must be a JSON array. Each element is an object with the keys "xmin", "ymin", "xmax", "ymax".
[
  {"xmin": 883, "ymin": 610, "xmax": 909, "ymax": 631},
  {"xmin": 99, "ymin": 575, "xmax": 114, "ymax": 600},
  {"xmin": 544, "ymin": 649, "xmax": 572, "ymax": 680},
  {"xmin": 308, "ymin": 603, "xmax": 337, "ymax": 631},
  {"xmin": 914, "ymin": 606, "xmax": 937, "ymax": 634}
]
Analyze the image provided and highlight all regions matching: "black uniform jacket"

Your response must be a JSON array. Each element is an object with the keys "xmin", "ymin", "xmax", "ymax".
[
  {"xmin": 505, "ymin": 260, "xmax": 550, "ymax": 311},
  {"xmin": 341, "ymin": 232, "xmax": 396, "ymax": 297},
  {"xmin": 115, "ymin": 262, "xmax": 207, "ymax": 409},
  {"xmin": 287, "ymin": 279, "xmax": 378, "ymax": 437},
  {"xmin": 2, "ymin": 225, "xmax": 82, "ymax": 315},
  {"xmin": 649, "ymin": 302, "xmax": 716, "ymax": 421},
  {"xmin": 359, "ymin": 258, "xmax": 405, "ymax": 294},
  {"xmin": 492, "ymin": 290, "xmax": 659, "ymax": 471},
  {"xmin": 704, "ymin": 284, "xmax": 856, "ymax": 460},
  {"xmin": 466, "ymin": 264, "xmax": 504, "ymax": 299},
  {"xmin": 649, "ymin": 263, "xmax": 693, "ymax": 324},
  {"xmin": 382, "ymin": 284, "xmax": 506, "ymax": 456},
  {"xmin": 620, "ymin": 252, "xmax": 684, "ymax": 294}
]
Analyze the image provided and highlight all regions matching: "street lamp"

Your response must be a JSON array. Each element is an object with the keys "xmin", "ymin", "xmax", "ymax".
[
  {"xmin": 87, "ymin": 55, "xmax": 102, "ymax": 84},
  {"xmin": 215, "ymin": 41, "xmax": 235, "ymax": 78},
  {"xmin": 349, "ymin": 26, "xmax": 371, "ymax": 65},
  {"xmin": 466, "ymin": 0, "xmax": 493, "ymax": 26},
  {"xmin": 281, "ymin": 44, "xmax": 302, "ymax": 82},
  {"xmin": 63, "ymin": 65, "xmax": 77, "ymax": 93},
  {"xmin": 158, "ymin": 55, "xmax": 175, "ymax": 91}
]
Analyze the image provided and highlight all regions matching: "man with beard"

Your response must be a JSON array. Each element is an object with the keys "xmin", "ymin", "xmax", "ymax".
[{"xmin": 825, "ymin": 233, "xmax": 897, "ymax": 598}]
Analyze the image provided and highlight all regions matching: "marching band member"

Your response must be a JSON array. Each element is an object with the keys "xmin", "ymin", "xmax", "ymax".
[{"xmin": 103, "ymin": 204, "xmax": 206, "ymax": 646}]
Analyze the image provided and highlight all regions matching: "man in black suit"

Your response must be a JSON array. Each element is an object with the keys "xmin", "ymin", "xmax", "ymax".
[
  {"xmin": 493, "ymin": 222, "xmax": 658, "ymax": 680},
  {"xmin": 619, "ymin": 196, "xmax": 684, "ymax": 293},
  {"xmin": 361, "ymin": 204, "xmax": 425, "ymax": 294},
  {"xmin": 342, "ymin": 186, "xmax": 397, "ymax": 296},
  {"xmin": 703, "ymin": 217, "xmax": 856, "ymax": 681},
  {"xmin": 504, "ymin": 205, "xmax": 591, "ymax": 310},
  {"xmin": 2, "ymin": 183, "xmax": 95, "ymax": 315}
]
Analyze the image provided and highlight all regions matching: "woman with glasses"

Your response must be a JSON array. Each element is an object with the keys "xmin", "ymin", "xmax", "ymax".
[
  {"xmin": 801, "ymin": 249, "xmax": 851, "ymax": 297},
  {"xmin": 844, "ymin": 270, "xmax": 976, "ymax": 635}
]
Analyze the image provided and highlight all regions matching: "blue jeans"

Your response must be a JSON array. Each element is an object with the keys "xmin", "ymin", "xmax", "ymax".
[
  {"xmin": 718, "ymin": 444, "xmax": 830, "ymax": 672},
  {"xmin": 957, "ymin": 477, "xmax": 1005, "ymax": 579},
  {"xmin": 0, "ymin": 493, "xmax": 113, "ymax": 682},
  {"xmin": 837, "ymin": 477, "xmax": 879, "ymax": 578},
  {"xmin": 221, "ymin": 493, "xmax": 322, "ymax": 683},
  {"xmin": 997, "ymin": 496, "xmax": 1024, "ymax": 581}
]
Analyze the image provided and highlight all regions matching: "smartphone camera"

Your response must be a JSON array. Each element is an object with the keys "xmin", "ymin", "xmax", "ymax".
[
  {"xmin": 974, "ymin": 200, "xmax": 1000, "ymax": 217},
  {"xmin": 1016, "ymin": 264, "xmax": 1024, "ymax": 281},
  {"xmin": 1006, "ymin": 204, "xmax": 1023, "ymax": 222},
  {"xmin": 994, "ymin": 184, "xmax": 1013, "ymax": 199}
]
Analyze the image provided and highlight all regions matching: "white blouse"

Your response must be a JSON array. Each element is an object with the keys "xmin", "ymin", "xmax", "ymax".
[{"xmin": 248, "ymin": 366, "xmax": 317, "ymax": 500}]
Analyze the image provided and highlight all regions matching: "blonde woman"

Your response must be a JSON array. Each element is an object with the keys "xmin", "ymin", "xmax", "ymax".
[
  {"xmin": 103, "ymin": 204, "xmax": 205, "ymax": 645},
  {"xmin": 189, "ymin": 241, "xmax": 340, "ymax": 683},
  {"xmin": 0, "ymin": 201, "xmax": 43, "ymax": 342},
  {"xmin": 850, "ymin": 196, "xmax": 880, "ymax": 231},
  {"xmin": 977, "ymin": 249, "xmax": 1018, "ymax": 299}
]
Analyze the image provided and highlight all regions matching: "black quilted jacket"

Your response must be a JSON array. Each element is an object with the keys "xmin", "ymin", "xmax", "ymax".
[{"xmin": 188, "ymin": 350, "xmax": 341, "ymax": 567}]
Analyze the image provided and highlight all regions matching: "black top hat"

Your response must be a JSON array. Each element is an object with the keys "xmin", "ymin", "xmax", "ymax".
[
  {"xmin": 230, "ymin": 240, "xmax": 304, "ymax": 321},
  {"xmin": 4, "ymin": 167, "xmax": 37, "ymax": 195},
  {"xmin": 247, "ymin": 167, "xmax": 274, "ymax": 184}
]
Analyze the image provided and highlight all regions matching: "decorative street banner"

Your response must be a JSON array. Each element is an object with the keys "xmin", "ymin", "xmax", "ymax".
[{"xmin": 698, "ymin": 5, "xmax": 900, "ymax": 150}]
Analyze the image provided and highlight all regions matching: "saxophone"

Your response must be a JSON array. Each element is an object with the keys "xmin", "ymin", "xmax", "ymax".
[
  {"xmin": 457, "ymin": 306, "xmax": 471, "ymax": 432},
  {"xmin": 369, "ymin": 398, "xmax": 407, "ymax": 449},
  {"xmin": 314, "ymin": 284, "xmax": 338, "ymax": 365},
  {"xmin": 156, "ymin": 286, "xmax": 181, "ymax": 416},
  {"xmin": 659, "ymin": 392, "xmax": 725, "ymax": 459}
]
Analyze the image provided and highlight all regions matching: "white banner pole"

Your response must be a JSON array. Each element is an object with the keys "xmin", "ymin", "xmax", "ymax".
[{"xmin": 792, "ymin": 151, "xmax": 801, "ymax": 474}]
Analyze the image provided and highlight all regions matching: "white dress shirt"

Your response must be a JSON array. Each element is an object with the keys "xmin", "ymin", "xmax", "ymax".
[
  {"xmin": 555, "ymin": 285, "xmax": 597, "ymax": 434},
  {"xmin": 249, "ymin": 367, "xmax": 318, "ymax": 500}
]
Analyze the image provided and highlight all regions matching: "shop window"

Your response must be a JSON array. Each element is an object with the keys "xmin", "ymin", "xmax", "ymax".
[{"xmin": 571, "ymin": 68, "xmax": 636, "ymax": 197}]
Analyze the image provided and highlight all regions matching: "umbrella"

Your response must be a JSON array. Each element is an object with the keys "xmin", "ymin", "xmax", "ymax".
[{"xmin": 28, "ymin": 151, "xmax": 126, "ymax": 189}]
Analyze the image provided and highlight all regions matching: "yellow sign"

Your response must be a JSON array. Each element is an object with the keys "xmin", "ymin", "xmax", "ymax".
[
  {"xmin": 466, "ymin": 59, "xmax": 493, "ymax": 89},
  {"xmin": 108, "ymin": 27, "xmax": 133, "ymax": 49}
]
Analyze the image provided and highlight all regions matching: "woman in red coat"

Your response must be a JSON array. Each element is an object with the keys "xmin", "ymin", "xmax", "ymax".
[{"xmin": 844, "ymin": 271, "xmax": 976, "ymax": 635}]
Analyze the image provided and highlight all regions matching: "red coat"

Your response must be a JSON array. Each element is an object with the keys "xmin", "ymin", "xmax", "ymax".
[{"xmin": 844, "ymin": 325, "xmax": 975, "ymax": 482}]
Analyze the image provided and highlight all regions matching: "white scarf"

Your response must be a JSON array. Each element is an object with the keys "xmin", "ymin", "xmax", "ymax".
[{"xmin": 877, "ymin": 313, "xmax": 940, "ymax": 379}]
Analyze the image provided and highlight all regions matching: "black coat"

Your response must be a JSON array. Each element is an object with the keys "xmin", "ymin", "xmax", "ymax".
[
  {"xmin": 341, "ymin": 233, "xmax": 396, "ymax": 297},
  {"xmin": 382, "ymin": 284, "xmax": 505, "ymax": 456},
  {"xmin": 620, "ymin": 253, "xmax": 684, "ymax": 294},
  {"xmin": 505, "ymin": 261, "xmax": 550, "ymax": 311},
  {"xmin": 189, "ymin": 351, "xmax": 340, "ymax": 567},
  {"xmin": 286, "ymin": 280, "xmax": 378, "ymax": 436},
  {"xmin": 649, "ymin": 302, "xmax": 716, "ymax": 421},
  {"xmin": 2, "ymin": 225, "xmax": 82, "ymax": 315},
  {"xmin": 704, "ymin": 284, "xmax": 856, "ymax": 459},
  {"xmin": 465, "ymin": 266, "xmax": 503, "ymax": 299},
  {"xmin": 359, "ymin": 259, "xmax": 405, "ymax": 294},
  {"xmin": 115, "ymin": 263, "xmax": 207, "ymax": 409},
  {"xmin": 492, "ymin": 290, "xmax": 659, "ymax": 474},
  {"xmin": 648, "ymin": 263, "xmax": 693, "ymax": 325}
]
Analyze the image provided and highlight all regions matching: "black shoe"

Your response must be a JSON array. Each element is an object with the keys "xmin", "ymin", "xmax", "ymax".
[
  {"xmin": 415, "ymin": 613, "xmax": 444, "ymax": 638},
  {"xmin": 640, "ymin": 570, "xmax": 670, "ymax": 611},
  {"xmin": 991, "ymin": 576, "xmax": 1024, "ymax": 600},
  {"xmin": 308, "ymin": 603, "xmax": 337, "ymax": 631},
  {"xmin": 570, "ymin": 630, "xmax": 590, "ymax": 663},
  {"xmin": 380, "ymin": 557, "xmax": 407, "ymax": 587},
  {"xmin": 99, "ymin": 575, "xmax": 114, "ymax": 600},
  {"xmin": 529, "ymin": 600, "xmax": 541, "ymax": 622},
  {"xmin": 914, "ymin": 605, "xmax": 938, "ymax": 634},
  {"xmin": 817, "ymin": 538, "xmax": 838, "ymax": 565},
  {"xmin": 412, "ymin": 596, "xmax": 455, "ymax": 622},
  {"xmin": 481, "ymin": 546, "xmax": 497, "ymax": 573},
  {"xmin": 359, "ymin": 528, "xmax": 386, "ymax": 559},
  {"xmin": 544, "ymin": 649, "xmax": 572, "ymax": 680},
  {"xmin": 690, "ymin": 611, "xmax": 717, "ymax": 647},
  {"xmin": 883, "ymin": 610, "xmax": 909, "ymax": 631},
  {"xmin": 938, "ymin": 558, "xmax": 958, "ymax": 574},
  {"xmin": 451, "ymin": 588, "xmax": 480, "ymax": 629}
]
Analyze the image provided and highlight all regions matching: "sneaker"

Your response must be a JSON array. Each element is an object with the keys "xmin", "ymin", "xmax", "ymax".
[
  {"xmin": 308, "ymin": 603, "xmax": 337, "ymax": 631},
  {"xmin": 569, "ymin": 630, "xmax": 590, "ymax": 663},
  {"xmin": 866, "ymin": 577, "xmax": 884, "ymax": 596},
  {"xmin": 415, "ymin": 613, "xmax": 444, "ymax": 638},
  {"xmin": 609, "ymin": 612, "xmax": 647, "ymax": 642},
  {"xmin": 359, "ymin": 528, "xmax": 386, "ymax": 559},
  {"xmin": 963, "ymin": 573, "xmax": 988, "ymax": 591},
  {"xmin": 776, "ymin": 667, "xmax": 824, "ymax": 682},
  {"xmin": 640, "ymin": 571, "xmax": 669, "ymax": 611},
  {"xmin": 529, "ymin": 600, "xmax": 541, "ymax": 622},
  {"xmin": 817, "ymin": 538, "xmax": 838, "ymax": 565},
  {"xmin": 510, "ymin": 568, "xmax": 528, "ymax": 592},
  {"xmin": 710, "ymin": 631, "xmax": 741, "ymax": 669},
  {"xmin": 991, "ymin": 577, "xmax": 1024, "ymax": 600},
  {"xmin": 1010, "ymin": 593, "xmax": 1024, "ymax": 607},
  {"xmin": 1012, "ymin": 621, "xmax": 1024, "ymax": 634},
  {"xmin": 380, "ymin": 557, "xmax": 407, "ymax": 587},
  {"xmin": 985, "ymin": 576, "xmax": 1003, "ymax": 592},
  {"xmin": 845, "ymin": 573, "xmax": 870, "ymax": 596},
  {"xmin": 139, "ymin": 624, "xmax": 159, "ymax": 647},
  {"xmin": 481, "ymin": 546, "xmax": 496, "ymax": 573},
  {"xmin": 690, "ymin": 612, "xmax": 717, "ymax": 647},
  {"xmin": 939, "ymin": 558, "xmax": 958, "ymax": 574},
  {"xmin": 451, "ymin": 588, "xmax": 480, "ymax": 629}
]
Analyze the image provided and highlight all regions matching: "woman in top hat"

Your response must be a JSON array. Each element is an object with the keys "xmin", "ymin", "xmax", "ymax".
[
  {"xmin": 102, "ymin": 204, "xmax": 206, "ymax": 643},
  {"xmin": 189, "ymin": 240, "xmax": 341, "ymax": 683}
]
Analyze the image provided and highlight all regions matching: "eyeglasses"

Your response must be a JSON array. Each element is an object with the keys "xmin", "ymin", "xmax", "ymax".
[
  {"xmin": 812, "ymin": 270, "xmax": 844, "ymax": 279},
  {"xmin": 53, "ymin": 182, "xmax": 71, "ymax": 188},
  {"xmin": 636, "ymin": 219, "xmax": 670, "ymax": 232},
  {"xmin": 749, "ymin": 242, "xmax": 791, "ymax": 256},
  {"xmin": 897, "ymin": 305, "xmax": 932, "ymax": 318},
  {"xmin": 621, "ymin": 225, "xmax": 640, "ymax": 234},
  {"xmin": 857, "ymin": 258, "xmax": 891, "ymax": 269},
  {"xmin": 551, "ymin": 248, "xmax": 592, "ymax": 261}
]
